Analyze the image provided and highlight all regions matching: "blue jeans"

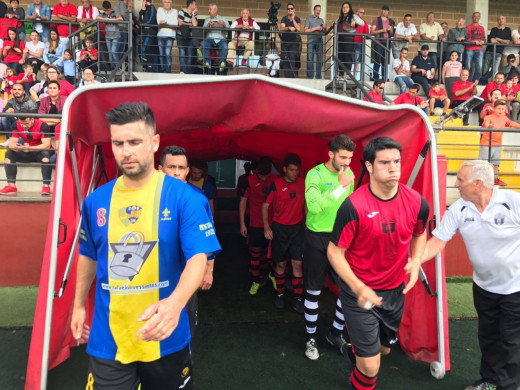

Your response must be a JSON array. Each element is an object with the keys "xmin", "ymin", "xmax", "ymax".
[
  {"xmin": 465, "ymin": 50, "xmax": 483, "ymax": 82},
  {"xmin": 106, "ymin": 37, "xmax": 122, "ymax": 69},
  {"xmin": 158, "ymin": 37, "xmax": 174, "ymax": 73},
  {"xmin": 1, "ymin": 117, "xmax": 15, "ymax": 138},
  {"xmin": 481, "ymin": 51, "xmax": 501, "ymax": 83},
  {"xmin": 178, "ymin": 39, "xmax": 193, "ymax": 73},
  {"xmin": 202, "ymin": 38, "xmax": 227, "ymax": 66},
  {"xmin": 394, "ymin": 76, "xmax": 414, "ymax": 94},
  {"xmin": 307, "ymin": 39, "xmax": 323, "ymax": 79}
]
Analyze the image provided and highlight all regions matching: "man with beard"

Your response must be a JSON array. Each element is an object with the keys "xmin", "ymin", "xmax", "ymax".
[
  {"xmin": 71, "ymin": 103, "xmax": 221, "ymax": 390},
  {"xmin": 262, "ymin": 153, "xmax": 306, "ymax": 313},
  {"xmin": 328, "ymin": 137, "xmax": 429, "ymax": 389},
  {"xmin": 303, "ymin": 134, "xmax": 356, "ymax": 361}
]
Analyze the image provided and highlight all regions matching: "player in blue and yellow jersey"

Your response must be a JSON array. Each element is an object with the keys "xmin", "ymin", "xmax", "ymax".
[{"xmin": 71, "ymin": 103, "xmax": 221, "ymax": 390}]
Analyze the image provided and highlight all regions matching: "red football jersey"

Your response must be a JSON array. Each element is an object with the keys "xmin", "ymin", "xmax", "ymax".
[
  {"xmin": 243, "ymin": 173, "xmax": 277, "ymax": 227},
  {"xmin": 331, "ymin": 184, "xmax": 429, "ymax": 290},
  {"xmin": 264, "ymin": 177, "xmax": 305, "ymax": 225}
]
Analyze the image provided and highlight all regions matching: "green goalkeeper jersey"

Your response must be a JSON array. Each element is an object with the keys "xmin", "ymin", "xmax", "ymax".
[{"xmin": 305, "ymin": 163, "xmax": 354, "ymax": 233}]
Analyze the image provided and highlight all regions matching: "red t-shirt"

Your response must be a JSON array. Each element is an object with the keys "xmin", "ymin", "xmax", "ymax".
[
  {"xmin": 242, "ymin": 173, "xmax": 277, "ymax": 227},
  {"xmin": 2, "ymin": 40, "xmax": 24, "ymax": 63},
  {"xmin": 331, "ymin": 184, "xmax": 429, "ymax": 290},
  {"xmin": 364, "ymin": 90, "xmax": 383, "ymax": 104},
  {"xmin": 59, "ymin": 80, "xmax": 75, "ymax": 97},
  {"xmin": 355, "ymin": 20, "xmax": 369, "ymax": 44},
  {"xmin": 393, "ymin": 92, "xmax": 424, "ymax": 106},
  {"xmin": 466, "ymin": 24, "xmax": 485, "ymax": 51},
  {"xmin": 481, "ymin": 102, "xmax": 509, "ymax": 118},
  {"xmin": 0, "ymin": 18, "xmax": 18, "ymax": 39},
  {"xmin": 264, "ymin": 177, "xmax": 305, "ymax": 225},
  {"xmin": 452, "ymin": 80, "xmax": 474, "ymax": 101},
  {"xmin": 51, "ymin": 3, "xmax": 78, "ymax": 37},
  {"xmin": 480, "ymin": 82, "xmax": 506, "ymax": 100},
  {"xmin": 80, "ymin": 47, "xmax": 98, "ymax": 61},
  {"xmin": 429, "ymin": 87, "xmax": 447, "ymax": 99},
  {"xmin": 11, "ymin": 119, "xmax": 51, "ymax": 147}
]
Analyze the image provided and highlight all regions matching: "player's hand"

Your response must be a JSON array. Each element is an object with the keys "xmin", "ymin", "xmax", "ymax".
[
  {"xmin": 338, "ymin": 166, "xmax": 354, "ymax": 188},
  {"xmin": 264, "ymin": 226, "xmax": 273, "ymax": 240},
  {"xmin": 200, "ymin": 268, "xmax": 213, "ymax": 290},
  {"xmin": 240, "ymin": 223, "xmax": 247, "ymax": 237},
  {"xmin": 403, "ymin": 257, "xmax": 421, "ymax": 294},
  {"xmin": 71, "ymin": 306, "xmax": 90, "ymax": 343},
  {"xmin": 136, "ymin": 298, "xmax": 181, "ymax": 342},
  {"xmin": 356, "ymin": 285, "xmax": 382, "ymax": 310}
]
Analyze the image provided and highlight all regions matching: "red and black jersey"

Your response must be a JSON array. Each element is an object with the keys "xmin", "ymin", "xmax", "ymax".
[
  {"xmin": 242, "ymin": 173, "xmax": 277, "ymax": 227},
  {"xmin": 331, "ymin": 184, "xmax": 429, "ymax": 290},
  {"xmin": 264, "ymin": 177, "xmax": 305, "ymax": 225},
  {"xmin": 11, "ymin": 119, "xmax": 51, "ymax": 147}
]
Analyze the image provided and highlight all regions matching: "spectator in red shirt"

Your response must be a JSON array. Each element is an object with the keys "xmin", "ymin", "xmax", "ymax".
[
  {"xmin": 428, "ymin": 79, "xmax": 450, "ymax": 114},
  {"xmin": 2, "ymin": 26, "xmax": 24, "ymax": 72},
  {"xmin": 452, "ymin": 69, "xmax": 478, "ymax": 125},
  {"xmin": 0, "ymin": 115, "xmax": 54, "ymax": 196},
  {"xmin": 0, "ymin": 9, "xmax": 19, "ymax": 39},
  {"xmin": 480, "ymin": 89, "xmax": 508, "ymax": 121},
  {"xmin": 390, "ymin": 83, "xmax": 429, "ymax": 114},
  {"xmin": 78, "ymin": 36, "xmax": 98, "ymax": 73},
  {"xmin": 480, "ymin": 72, "xmax": 506, "ymax": 101},
  {"xmin": 51, "ymin": 0, "xmax": 78, "ymax": 48},
  {"xmin": 353, "ymin": 7, "xmax": 369, "ymax": 80},
  {"xmin": 465, "ymin": 11, "xmax": 486, "ymax": 82},
  {"xmin": 364, "ymin": 79, "xmax": 385, "ymax": 104}
]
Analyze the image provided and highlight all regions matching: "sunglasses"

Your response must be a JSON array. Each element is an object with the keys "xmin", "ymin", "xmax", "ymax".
[{"xmin": 287, "ymin": 7, "xmax": 294, "ymax": 10}]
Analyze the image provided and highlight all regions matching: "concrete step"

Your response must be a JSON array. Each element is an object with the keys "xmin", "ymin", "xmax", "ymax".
[{"xmin": 0, "ymin": 162, "xmax": 55, "ymax": 194}]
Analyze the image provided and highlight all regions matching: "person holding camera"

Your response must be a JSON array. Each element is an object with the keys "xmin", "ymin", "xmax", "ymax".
[{"xmin": 304, "ymin": 4, "xmax": 325, "ymax": 79}]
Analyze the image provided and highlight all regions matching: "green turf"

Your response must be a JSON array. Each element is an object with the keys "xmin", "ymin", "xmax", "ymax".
[
  {"xmin": 0, "ymin": 286, "xmax": 38, "ymax": 327},
  {"xmin": 446, "ymin": 283, "xmax": 477, "ymax": 319}
]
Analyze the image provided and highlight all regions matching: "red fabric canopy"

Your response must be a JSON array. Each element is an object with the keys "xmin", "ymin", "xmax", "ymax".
[{"xmin": 26, "ymin": 76, "xmax": 449, "ymax": 389}]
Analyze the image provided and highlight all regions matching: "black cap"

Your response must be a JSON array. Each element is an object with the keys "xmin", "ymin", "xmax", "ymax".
[
  {"xmin": 381, "ymin": 5, "xmax": 390, "ymax": 10},
  {"xmin": 421, "ymin": 44, "xmax": 429, "ymax": 51}
]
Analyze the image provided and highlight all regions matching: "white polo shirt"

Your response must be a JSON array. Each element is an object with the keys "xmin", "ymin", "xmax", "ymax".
[{"xmin": 433, "ymin": 187, "xmax": 520, "ymax": 294}]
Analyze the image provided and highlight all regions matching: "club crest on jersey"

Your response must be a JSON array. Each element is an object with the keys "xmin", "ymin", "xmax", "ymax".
[
  {"xmin": 290, "ymin": 191, "xmax": 296, "ymax": 199},
  {"xmin": 109, "ymin": 231, "xmax": 157, "ymax": 282},
  {"xmin": 119, "ymin": 205, "xmax": 142, "ymax": 226},
  {"xmin": 494, "ymin": 217, "xmax": 505, "ymax": 225},
  {"xmin": 381, "ymin": 220, "xmax": 396, "ymax": 234}
]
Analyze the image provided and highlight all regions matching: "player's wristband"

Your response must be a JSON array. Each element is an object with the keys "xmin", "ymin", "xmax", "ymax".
[{"xmin": 332, "ymin": 185, "xmax": 346, "ymax": 199}]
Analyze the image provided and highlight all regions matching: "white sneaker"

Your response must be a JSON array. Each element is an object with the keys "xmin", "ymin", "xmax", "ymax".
[
  {"xmin": 305, "ymin": 338, "xmax": 319, "ymax": 360},
  {"xmin": 0, "ymin": 140, "xmax": 9, "ymax": 147}
]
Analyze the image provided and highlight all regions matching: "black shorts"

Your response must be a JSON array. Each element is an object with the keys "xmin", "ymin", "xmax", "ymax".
[
  {"xmin": 248, "ymin": 226, "xmax": 269, "ymax": 249},
  {"xmin": 271, "ymin": 221, "xmax": 304, "ymax": 262},
  {"xmin": 339, "ymin": 279, "xmax": 405, "ymax": 358},
  {"xmin": 86, "ymin": 345, "xmax": 192, "ymax": 390},
  {"xmin": 303, "ymin": 229, "xmax": 338, "ymax": 290}
]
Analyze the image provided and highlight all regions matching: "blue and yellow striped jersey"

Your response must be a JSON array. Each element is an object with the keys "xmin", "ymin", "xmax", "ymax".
[{"xmin": 79, "ymin": 171, "xmax": 221, "ymax": 363}]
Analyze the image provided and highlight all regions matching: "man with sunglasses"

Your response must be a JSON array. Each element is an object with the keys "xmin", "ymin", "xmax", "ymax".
[
  {"xmin": 364, "ymin": 79, "xmax": 385, "ymax": 104},
  {"xmin": 0, "ymin": 113, "xmax": 54, "ymax": 195},
  {"xmin": 280, "ymin": 3, "xmax": 301, "ymax": 78}
]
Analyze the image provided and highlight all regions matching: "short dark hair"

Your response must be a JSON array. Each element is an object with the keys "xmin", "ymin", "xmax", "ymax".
[
  {"xmin": 186, "ymin": 0, "xmax": 195, "ymax": 7},
  {"xmin": 244, "ymin": 162, "xmax": 252, "ymax": 170},
  {"xmin": 494, "ymin": 99, "xmax": 507, "ymax": 107},
  {"xmin": 160, "ymin": 145, "xmax": 186, "ymax": 166},
  {"xmin": 430, "ymin": 79, "xmax": 440, "ymax": 87},
  {"xmin": 363, "ymin": 137, "xmax": 402, "ymax": 165},
  {"xmin": 287, "ymin": 2, "xmax": 295, "ymax": 8},
  {"xmin": 495, "ymin": 72, "xmax": 505, "ymax": 78},
  {"xmin": 313, "ymin": 4, "xmax": 321, "ymax": 10},
  {"xmin": 102, "ymin": 1, "xmax": 111, "ymax": 9},
  {"xmin": 106, "ymin": 102, "xmax": 156, "ymax": 134},
  {"xmin": 257, "ymin": 156, "xmax": 272, "ymax": 175},
  {"xmin": 404, "ymin": 13, "xmax": 412, "ymax": 18},
  {"xmin": 47, "ymin": 80, "xmax": 60, "ymax": 89},
  {"xmin": 400, "ymin": 47, "xmax": 408, "ymax": 53},
  {"xmin": 283, "ymin": 153, "xmax": 301, "ymax": 167},
  {"xmin": 410, "ymin": 83, "xmax": 420, "ymax": 92},
  {"xmin": 490, "ymin": 88, "xmax": 502, "ymax": 96},
  {"xmin": 329, "ymin": 134, "xmax": 356, "ymax": 153},
  {"xmin": 190, "ymin": 159, "xmax": 207, "ymax": 170},
  {"xmin": 450, "ymin": 50, "xmax": 459, "ymax": 57},
  {"xmin": 373, "ymin": 78, "xmax": 385, "ymax": 88}
]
